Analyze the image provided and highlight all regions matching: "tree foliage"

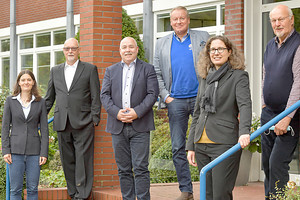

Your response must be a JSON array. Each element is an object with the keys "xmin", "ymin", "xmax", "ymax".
[{"xmin": 122, "ymin": 8, "xmax": 147, "ymax": 62}]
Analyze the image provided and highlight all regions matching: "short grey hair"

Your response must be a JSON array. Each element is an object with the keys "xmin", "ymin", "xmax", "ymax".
[
  {"xmin": 170, "ymin": 6, "xmax": 190, "ymax": 18},
  {"xmin": 64, "ymin": 38, "xmax": 79, "ymax": 47},
  {"xmin": 120, "ymin": 37, "xmax": 138, "ymax": 48},
  {"xmin": 269, "ymin": 5, "xmax": 293, "ymax": 19}
]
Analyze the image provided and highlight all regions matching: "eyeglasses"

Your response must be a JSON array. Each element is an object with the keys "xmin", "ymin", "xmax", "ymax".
[
  {"xmin": 63, "ymin": 47, "xmax": 79, "ymax": 51},
  {"xmin": 270, "ymin": 16, "xmax": 290, "ymax": 24},
  {"xmin": 209, "ymin": 47, "xmax": 228, "ymax": 54}
]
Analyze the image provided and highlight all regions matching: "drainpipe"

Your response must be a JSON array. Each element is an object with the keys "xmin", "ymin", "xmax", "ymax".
[
  {"xmin": 143, "ymin": 0, "xmax": 154, "ymax": 64},
  {"xmin": 66, "ymin": 0, "xmax": 75, "ymax": 39},
  {"xmin": 9, "ymin": 0, "xmax": 17, "ymax": 90}
]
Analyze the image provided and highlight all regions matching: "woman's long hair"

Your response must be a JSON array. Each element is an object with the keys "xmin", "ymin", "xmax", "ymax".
[
  {"xmin": 197, "ymin": 35, "xmax": 245, "ymax": 79},
  {"xmin": 12, "ymin": 69, "xmax": 42, "ymax": 101}
]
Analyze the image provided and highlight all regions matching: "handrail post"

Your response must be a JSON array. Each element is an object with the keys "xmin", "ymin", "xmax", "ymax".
[
  {"xmin": 5, "ymin": 116, "xmax": 54, "ymax": 200},
  {"xmin": 199, "ymin": 100, "xmax": 300, "ymax": 200},
  {"xmin": 6, "ymin": 163, "xmax": 10, "ymax": 200}
]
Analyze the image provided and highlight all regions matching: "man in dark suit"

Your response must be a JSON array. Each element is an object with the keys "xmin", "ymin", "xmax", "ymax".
[
  {"xmin": 100, "ymin": 37, "xmax": 159, "ymax": 200},
  {"xmin": 45, "ymin": 38, "xmax": 101, "ymax": 200}
]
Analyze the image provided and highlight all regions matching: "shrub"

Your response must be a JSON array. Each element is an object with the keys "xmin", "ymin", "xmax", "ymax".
[
  {"xmin": 269, "ymin": 181, "xmax": 300, "ymax": 199},
  {"xmin": 149, "ymin": 107, "xmax": 199, "ymax": 183},
  {"xmin": 0, "ymin": 147, "xmax": 7, "ymax": 199},
  {"xmin": 0, "ymin": 86, "xmax": 11, "ymax": 137},
  {"xmin": 40, "ymin": 151, "xmax": 66, "ymax": 188},
  {"xmin": 122, "ymin": 8, "xmax": 147, "ymax": 62}
]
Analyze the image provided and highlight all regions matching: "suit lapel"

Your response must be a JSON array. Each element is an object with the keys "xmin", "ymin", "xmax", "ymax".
[
  {"xmin": 58, "ymin": 63, "xmax": 69, "ymax": 92},
  {"xmin": 131, "ymin": 59, "xmax": 142, "ymax": 93},
  {"xmin": 69, "ymin": 60, "xmax": 85, "ymax": 91},
  {"xmin": 218, "ymin": 69, "xmax": 234, "ymax": 88}
]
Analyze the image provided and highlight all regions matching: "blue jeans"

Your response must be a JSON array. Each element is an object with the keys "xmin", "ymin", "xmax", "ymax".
[
  {"xmin": 261, "ymin": 107, "xmax": 299, "ymax": 199},
  {"xmin": 167, "ymin": 97, "xmax": 196, "ymax": 193},
  {"xmin": 8, "ymin": 154, "xmax": 40, "ymax": 200},
  {"xmin": 112, "ymin": 124, "xmax": 150, "ymax": 200}
]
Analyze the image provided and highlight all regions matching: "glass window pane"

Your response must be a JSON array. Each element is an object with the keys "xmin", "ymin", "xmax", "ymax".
[
  {"xmin": 55, "ymin": 51, "xmax": 65, "ymax": 65},
  {"xmin": 37, "ymin": 53, "xmax": 50, "ymax": 93},
  {"xmin": 20, "ymin": 35, "xmax": 33, "ymax": 49},
  {"xmin": 157, "ymin": 6, "xmax": 217, "ymax": 32},
  {"xmin": 36, "ymin": 32, "xmax": 51, "ymax": 47},
  {"xmin": 221, "ymin": 5, "xmax": 225, "ymax": 25},
  {"xmin": 190, "ymin": 7, "xmax": 216, "ymax": 28},
  {"xmin": 157, "ymin": 13, "xmax": 171, "ymax": 32},
  {"xmin": 54, "ymin": 30, "xmax": 66, "ymax": 45},
  {"xmin": 2, "ymin": 57, "xmax": 10, "ymax": 88},
  {"xmin": 293, "ymin": 8, "xmax": 300, "ymax": 33},
  {"xmin": 1, "ymin": 39, "xmax": 10, "ymax": 52},
  {"xmin": 21, "ymin": 54, "xmax": 33, "ymax": 71},
  {"xmin": 133, "ymin": 17, "xmax": 143, "ymax": 34},
  {"xmin": 262, "ymin": 0, "xmax": 289, "ymax": 4}
]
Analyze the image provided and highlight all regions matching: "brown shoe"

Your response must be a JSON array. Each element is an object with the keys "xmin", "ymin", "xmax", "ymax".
[{"xmin": 176, "ymin": 192, "xmax": 194, "ymax": 200}]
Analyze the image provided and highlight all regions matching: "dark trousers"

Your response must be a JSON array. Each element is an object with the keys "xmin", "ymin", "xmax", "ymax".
[
  {"xmin": 111, "ymin": 124, "xmax": 150, "ymax": 200},
  {"xmin": 195, "ymin": 143, "xmax": 241, "ymax": 200},
  {"xmin": 57, "ymin": 121, "xmax": 95, "ymax": 199},
  {"xmin": 261, "ymin": 107, "xmax": 299, "ymax": 199}
]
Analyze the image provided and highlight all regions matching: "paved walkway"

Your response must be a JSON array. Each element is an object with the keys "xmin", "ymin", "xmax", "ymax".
[
  {"xmin": 97, "ymin": 181, "xmax": 265, "ymax": 200},
  {"xmin": 151, "ymin": 182, "xmax": 264, "ymax": 200}
]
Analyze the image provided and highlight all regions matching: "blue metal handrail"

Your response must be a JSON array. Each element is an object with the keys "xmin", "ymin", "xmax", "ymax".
[
  {"xmin": 6, "ymin": 116, "xmax": 54, "ymax": 200},
  {"xmin": 199, "ymin": 100, "xmax": 300, "ymax": 200}
]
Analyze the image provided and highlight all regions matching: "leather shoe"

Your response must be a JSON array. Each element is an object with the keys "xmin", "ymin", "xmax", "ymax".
[{"xmin": 176, "ymin": 192, "xmax": 194, "ymax": 200}]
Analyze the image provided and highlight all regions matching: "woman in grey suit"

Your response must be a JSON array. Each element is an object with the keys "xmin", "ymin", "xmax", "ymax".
[
  {"xmin": 186, "ymin": 36, "xmax": 252, "ymax": 200},
  {"xmin": 2, "ymin": 70, "xmax": 49, "ymax": 200}
]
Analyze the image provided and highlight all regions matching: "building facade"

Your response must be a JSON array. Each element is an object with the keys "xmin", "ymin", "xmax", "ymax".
[{"xmin": 0, "ymin": 0, "xmax": 299, "ymax": 189}]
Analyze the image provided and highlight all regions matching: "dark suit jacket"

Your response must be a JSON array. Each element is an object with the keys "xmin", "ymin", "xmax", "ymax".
[
  {"xmin": 100, "ymin": 59, "xmax": 159, "ymax": 134},
  {"xmin": 45, "ymin": 60, "xmax": 101, "ymax": 131},
  {"xmin": 186, "ymin": 69, "xmax": 252, "ymax": 151},
  {"xmin": 1, "ymin": 96, "xmax": 49, "ymax": 157}
]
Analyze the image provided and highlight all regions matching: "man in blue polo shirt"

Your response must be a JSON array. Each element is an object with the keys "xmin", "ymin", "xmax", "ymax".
[
  {"xmin": 154, "ymin": 6, "xmax": 209, "ymax": 200},
  {"xmin": 261, "ymin": 5, "xmax": 300, "ymax": 199}
]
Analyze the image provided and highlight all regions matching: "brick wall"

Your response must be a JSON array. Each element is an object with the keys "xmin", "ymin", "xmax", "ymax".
[
  {"xmin": 224, "ymin": 0, "xmax": 244, "ymax": 52},
  {"xmin": 122, "ymin": 0, "xmax": 143, "ymax": 6},
  {"xmin": 79, "ymin": 0, "xmax": 122, "ymax": 190},
  {"xmin": 0, "ymin": 0, "xmax": 80, "ymax": 29}
]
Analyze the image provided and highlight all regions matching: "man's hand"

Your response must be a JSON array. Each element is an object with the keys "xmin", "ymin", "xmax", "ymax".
[
  {"xmin": 274, "ymin": 116, "xmax": 291, "ymax": 135},
  {"xmin": 117, "ymin": 108, "xmax": 138, "ymax": 123},
  {"xmin": 187, "ymin": 151, "xmax": 197, "ymax": 167},
  {"xmin": 238, "ymin": 134, "xmax": 250, "ymax": 148},
  {"xmin": 165, "ymin": 96, "xmax": 174, "ymax": 104}
]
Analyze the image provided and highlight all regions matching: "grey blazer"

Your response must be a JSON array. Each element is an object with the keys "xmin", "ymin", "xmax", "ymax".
[
  {"xmin": 186, "ymin": 69, "xmax": 252, "ymax": 151},
  {"xmin": 1, "ymin": 96, "xmax": 49, "ymax": 157},
  {"xmin": 153, "ymin": 29, "xmax": 210, "ymax": 106},
  {"xmin": 100, "ymin": 59, "xmax": 159, "ymax": 134},
  {"xmin": 45, "ymin": 60, "xmax": 101, "ymax": 131}
]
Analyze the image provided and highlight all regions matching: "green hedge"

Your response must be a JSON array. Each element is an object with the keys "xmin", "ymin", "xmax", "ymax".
[{"xmin": 149, "ymin": 107, "xmax": 199, "ymax": 183}]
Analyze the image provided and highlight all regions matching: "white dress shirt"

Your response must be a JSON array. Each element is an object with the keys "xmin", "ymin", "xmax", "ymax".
[
  {"xmin": 122, "ymin": 59, "xmax": 136, "ymax": 109},
  {"xmin": 65, "ymin": 60, "xmax": 79, "ymax": 91}
]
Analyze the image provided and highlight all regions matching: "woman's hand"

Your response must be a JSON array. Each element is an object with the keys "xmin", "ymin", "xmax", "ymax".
[
  {"xmin": 238, "ymin": 134, "xmax": 250, "ymax": 148},
  {"xmin": 40, "ymin": 157, "xmax": 47, "ymax": 165},
  {"xmin": 187, "ymin": 151, "xmax": 197, "ymax": 167},
  {"xmin": 3, "ymin": 154, "xmax": 12, "ymax": 164}
]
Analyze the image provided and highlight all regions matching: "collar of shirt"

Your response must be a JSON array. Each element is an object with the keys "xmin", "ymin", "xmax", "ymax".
[
  {"xmin": 121, "ymin": 59, "xmax": 137, "ymax": 68},
  {"xmin": 173, "ymin": 29, "xmax": 190, "ymax": 42},
  {"xmin": 13, "ymin": 94, "xmax": 36, "ymax": 108},
  {"xmin": 65, "ymin": 59, "xmax": 79, "ymax": 69},
  {"xmin": 275, "ymin": 28, "xmax": 295, "ymax": 48}
]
